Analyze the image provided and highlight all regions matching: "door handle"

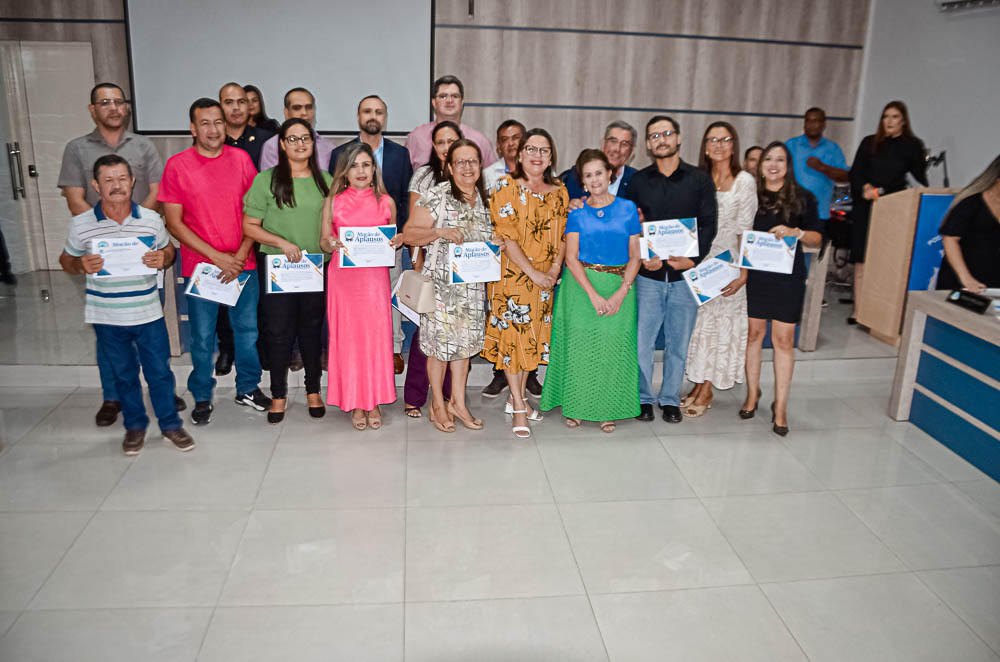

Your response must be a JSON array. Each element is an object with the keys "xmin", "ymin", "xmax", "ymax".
[
  {"xmin": 12, "ymin": 142, "xmax": 26, "ymax": 198},
  {"xmin": 6, "ymin": 143, "xmax": 18, "ymax": 201}
]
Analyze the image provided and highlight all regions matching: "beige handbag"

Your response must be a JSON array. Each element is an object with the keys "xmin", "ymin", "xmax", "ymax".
[{"xmin": 397, "ymin": 268, "xmax": 434, "ymax": 313}]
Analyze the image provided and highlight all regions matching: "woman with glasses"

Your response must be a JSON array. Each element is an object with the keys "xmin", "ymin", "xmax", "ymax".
[
  {"xmin": 482, "ymin": 128, "xmax": 568, "ymax": 438},
  {"xmin": 321, "ymin": 142, "xmax": 402, "ymax": 431},
  {"xmin": 401, "ymin": 139, "xmax": 494, "ymax": 433},
  {"xmin": 242, "ymin": 119, "xmax": 331, "ymax": 424},
  {"xmin": 401, "ymin": 121, "xmax": 463, "ymax": 419},
  {"xmin": 682, "ymin": 122, "xmax": 757, "ymax": 417}
]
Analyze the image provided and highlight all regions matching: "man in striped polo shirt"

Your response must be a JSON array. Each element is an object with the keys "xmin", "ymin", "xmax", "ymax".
[{"xmin": 60, "ymin": 154, "xmax": 195, "ymax": 455}]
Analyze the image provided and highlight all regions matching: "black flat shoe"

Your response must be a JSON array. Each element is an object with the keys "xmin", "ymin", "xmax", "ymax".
[
  {"xmin": 309, "ymin": 406, "xmax": 326, "ymax": 419},
  {"xmin": 846, "ymin": 316, "xmax": 858, "ymax": 325},
  {"xmin": 635, "ymin": 403, "xmax": 654, "ymax": 422},
  {"xmin": 267, "ymin": 411, "xmax": 285, "ymax": 425}
]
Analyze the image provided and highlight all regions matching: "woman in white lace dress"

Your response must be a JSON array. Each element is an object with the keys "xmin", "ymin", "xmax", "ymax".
[{"xmin": 682, "ymin": 122, "xmax": 757, "ymax": 416}]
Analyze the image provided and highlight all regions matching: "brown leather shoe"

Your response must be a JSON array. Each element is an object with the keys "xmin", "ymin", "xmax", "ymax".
[
  {"xmin": 163, "ymin": 428, "xmax": 195, "ymax": 452},
  {"xmin": 122, "ymin": 429, "xmax": 145, "ymax": 456},
  {"xmin": 394, "ymin": 353, "xmax": 405, "ymax": 375},
  {"xmin": 96, "ymin": 400, "xmax": 121, "ymax": 427}
]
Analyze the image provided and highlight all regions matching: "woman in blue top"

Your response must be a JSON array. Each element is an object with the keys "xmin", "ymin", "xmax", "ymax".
[{"xmin": 540, "ymin": 149, "xmax": 642, "ymax": 432}]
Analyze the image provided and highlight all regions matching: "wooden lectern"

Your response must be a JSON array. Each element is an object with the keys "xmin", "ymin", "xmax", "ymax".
[{"xmin": 856, "ymin": 188, "xmax": 954, "ymax": 345}]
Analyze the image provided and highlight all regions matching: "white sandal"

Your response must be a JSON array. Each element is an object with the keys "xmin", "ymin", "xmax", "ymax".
[
  {"xmin": 511, "ymin": 409, "xmax": 532, "ymax": 438},
  {"xmin": 506, "ymin": 398, "xmax": 543, "ymax": 421}
]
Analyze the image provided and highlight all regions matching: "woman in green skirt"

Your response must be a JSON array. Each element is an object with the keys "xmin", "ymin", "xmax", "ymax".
[{"xmin": 540, "ymin": 149, "xmax": 642, "ymax": 432}]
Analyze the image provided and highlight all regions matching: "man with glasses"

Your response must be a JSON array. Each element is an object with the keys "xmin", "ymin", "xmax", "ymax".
[
  {"xmin": 561, "ymin": 120, "xmax": 639, "ymax": 200},
  {"xmin": 58, "ymin": 82, "xmax": 180, "ymax": 427},
  {"xmin": 219, "ymin": 82, "xmax": 272, "ymax": 171},
  {"xmin": 624, "ymin": 116, "xmax": 717, "ymax": 424},
  {"xmin": 405, "ymin": 75, "xmax": 497, "ymax": 170},
  {"xmin": 259, "ymin": 87, "xmax": 336, "ymax": 171}
]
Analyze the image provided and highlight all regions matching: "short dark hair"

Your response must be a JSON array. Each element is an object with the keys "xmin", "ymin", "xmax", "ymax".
[
  {"xmin": 744, "ymin": 145, "xmax": 763, "ymax": 160},
  {"xmin": 92, "ymin": 153, "xmax": 132, "ymax": 181},
  {"xmin": 90, "ymin": 83, "xmax": 125, "ymax": 105},
  {"xmin": 357, "ymin": 94, "xmax": 386, "ymax": 113},
  {"xmin": 218, "ymin": 81, "xmax": 244, "ymax": 98},
  {"xmin": 283, "ymin": 87, "xmax": 314, "ymax": 108},
  {"xmin": 432, "ymin": 75, "xmax": 464, "ymax": 99},
  {"xmin": 574, "ymin": 148, "xmax": 617, "ymax": 186},
  {"xmin": 496, "ymin": 119, "xmax": 526, "ymax": 138},
  {"xmin": 645, "ymin": 115, "xmax": 679, "ymax": 136},
  {"xmin": 805, "ymin": 107, "xmax": 826, "ymax": 120},
  {"xmin": 189, "ymin": 97, "xmax": 222, "ymax": 123}
]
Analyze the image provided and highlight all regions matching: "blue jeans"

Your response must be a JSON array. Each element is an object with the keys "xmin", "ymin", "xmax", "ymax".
[
  {"xmin": 186, "ymin": 271, "xmax": 262, "ymax": 402},
  {"xmin": 636, "ymin": 275, "xmax": 699, "ymax": 407},
  {"xmin": 96, "ymin": 337, "xmax": 123, "ymax": 401},
  {"xmin": 93, "ymin": 319, "xmax": 181, "ymax": 432}
]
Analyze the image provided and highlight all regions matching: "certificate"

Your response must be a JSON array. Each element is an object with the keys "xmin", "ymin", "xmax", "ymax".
[
  {"xmin": 683, "ymin": 250, "xmax": 741, "ymax": 306},
  {"xmin": 639, "ymin": 218, "xmax": 699, "ymax": 259},
  {"xmin": 739, "ymin": 231, "xmax": 797, "ymax": 274},
  {"xmin": 339, "ymin": 225, "xmax": 396, "ymax": 268},
  {"xmin": 266, "ymin": 253, "xmax": 324, "ymax": 293},
  {"xmin": 184, "ymin": 262, "xmax": 252, "ymax": 306},
  {"xmin": 89, "ymin": 236, "xmax": 157, "ymax": 278},
  {"xmin": 449, "ymin": 241, "xmax": 501, "ymax": 284}
]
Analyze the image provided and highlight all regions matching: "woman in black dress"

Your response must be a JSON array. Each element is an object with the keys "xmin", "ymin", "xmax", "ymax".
[
  {"xmin": 936, "ymin": 155, "xmax": 1000, "ymax": 292},
  {"xmin": 847, "ymin": 100, "xmax": 928, "ymax": 323},
  {"xmin": 243, "ymin": 84, "xmax": 280, "ymax": 135},
  {"xmin": 741, "ymin": 142, "xmax": 823, "ymax": 436}
]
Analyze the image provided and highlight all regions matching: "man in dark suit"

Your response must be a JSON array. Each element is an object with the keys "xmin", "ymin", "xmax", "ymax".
[
  {"xmin": 560, "ymin": 120, "xmax": 638, "ymax": 201},
  {"xmin": 331, "ymin": 95, "xmax": 413, "ymax": 373}
]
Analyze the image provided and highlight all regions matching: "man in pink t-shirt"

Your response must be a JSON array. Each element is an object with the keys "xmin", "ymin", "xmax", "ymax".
[
  {"xmin": 405, "ymin": 75, "xmax": 498, "ymax": 169},
  {"xmin": 159, "ymin": 97, "xmax": 271, "ymax": 424}
]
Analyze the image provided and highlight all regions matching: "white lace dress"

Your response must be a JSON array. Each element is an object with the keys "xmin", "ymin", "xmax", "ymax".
[{"xmin": 685, "ymin": 170, "xmax": 758, "ymax": 388}]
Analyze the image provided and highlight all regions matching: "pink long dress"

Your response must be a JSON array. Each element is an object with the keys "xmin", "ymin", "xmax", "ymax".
[{"xmin": 326, "ymin": 187, "xmax": 397, "ymax": 410}]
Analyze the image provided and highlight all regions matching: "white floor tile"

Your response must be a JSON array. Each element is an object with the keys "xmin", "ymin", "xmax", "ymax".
[
  {"xmin": 559, "ymin": 499, "xmax": 752, "ymax": 593},
  {"xmin": 0, "ymin": 442, "xmax": 132, "ymax": 511},
  {"xmin": 0, "ymin": 388, "xmax": 73, "ymax": 447},
  {"xmin": 30, "ymin": 511, "xmax": 247, "ymax": 609},
  {"xmin": 954, "ymin": 480, "xmax": 1000, "ymax": 521},
  {"xmin": 0, "ymin": 608, "xmax": 211, "ymax": 662},
  {"xmin": 0, "ymin": 610, "xmax": 18, "ymax": 638},
  {"xmin": 405, "ymin": 596, "xmax": 608, "ymax": 662},
  {"xmin": 405, "ymin": 504, "xmax": 583, "ymax": 602},
  {"xmin": 0, "ymin": 512, "xmax": 91, "ymax": 610},
  {"xmin": 918, "ymin": 566, "xmax": 1000, "ymax": 656},
  {"xmin": 591, "ymin": 586, "xmax": 806, "ymax": 662},
  {"xmin": 880, "ymin": 422, "xmax": 990, "ymax": 481},
  {"xmin": 762, "ymin": 573, "xmax": 998, "ymax": 662},
  {"xmin": 219, "ymin": 508, "xmax": 404, "ymax": 606},
  {"xmin": 198, "ymin": 604, "xmax": 403, "ymax": 662}
]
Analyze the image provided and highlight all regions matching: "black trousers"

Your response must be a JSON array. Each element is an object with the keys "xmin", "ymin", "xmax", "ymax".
[
  {"xmin": 0, "ymin": 226, "xmax": 11, "ymax": 276},
  {"xmin": 262, "ymin": 289, "xmax": 326, "ymax": 398}
]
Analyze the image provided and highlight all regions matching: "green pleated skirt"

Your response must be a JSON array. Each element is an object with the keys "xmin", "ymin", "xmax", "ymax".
[{"xmin": 540, "ymin": 267, "xmax": 641, "ymax": 421}]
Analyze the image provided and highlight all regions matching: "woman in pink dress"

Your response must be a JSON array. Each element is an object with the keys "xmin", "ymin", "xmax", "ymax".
[{"xmin": 321, "ymin": 142, "xmax": 401, "ymax": 430}]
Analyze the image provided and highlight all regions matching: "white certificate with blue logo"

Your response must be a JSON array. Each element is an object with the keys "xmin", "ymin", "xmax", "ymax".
[
  {"xmin": 448, "ymin": 241, "xmax": 501, "ymax": 284},
  {"xmin": 88, "ymin": 236, "xmax": 157, "ymax": 278},
  {"xmin": 683, "ymin": 250, "xmax": 741, "ymax": 306},
  {"xmin": 739, "ymin": 231, "xmax": 797, "ymax": 274},
  {"xmin": 639, "ymin": 218, "xmax": 699, "ymax": 259},
  {"xmin": 266, "ymin": 253, "xmax": 324, "ymax": 293},
  {"xmin": 339, "ymin": 225, "xmax": 396, "ymax": 268},
  {"xmin": 184, "ymin": 263, "xmax": 252, "ymax": 306}
]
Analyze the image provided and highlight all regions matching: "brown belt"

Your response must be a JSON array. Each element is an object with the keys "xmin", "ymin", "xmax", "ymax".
[{"xmin": 580, "ymin": 261, "xmax": 626, "ymax": 275}]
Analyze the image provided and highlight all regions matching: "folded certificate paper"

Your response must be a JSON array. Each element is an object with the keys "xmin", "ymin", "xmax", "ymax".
[
  {"xmin": 683, "ymin": 250, "xmax": 741, "ymax": 306},
  {"xmin": 266, "ymin": 253, "xmax": 324, "ymax": 293},
  {"xmin": 184, "ymin": 263, "xmax": 251, "ymax": 306},
  {"xmin": 739, "ymin": 231, "xmax": 797, "ymax": 274},
  {"xmin": 449, "ymin": 241, "xmax": 501, "ymax": 284},
  {"xmin": 640, "ymin": 218, "xmax": 699, "ymax": 259},
  {"xmin": 89, "ymin": 236, "xmax": 157, "ymax": 278},
  {"xmin": 339, "ymin": 225, "xmax": 396, "ymax": 268}
]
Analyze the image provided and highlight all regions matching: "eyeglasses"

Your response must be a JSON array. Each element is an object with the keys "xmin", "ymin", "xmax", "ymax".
[
  {"xmin": 452, "ymin": 158, "xmax": 480, "ymax": 169},
  {"xmin": 283, "ymin": 135, "xmax": 313, "ymax": 144},
  {"xmin": 604, "ymin": 137, "xmax": 634, "ymax": 150},
  {"xmin": 707, "ymin": 137, "xmax": 733, "ymax": 144},
  {"xmin": 435, "ymin": 93, "xmax": 462, "ymax": 101},
  {"xmin": 96, "ymin": 99, "xmax": 127, "ymax": 108},
  {"xmin": 648, "ymin": 130, "xmax": 677, "ymax": 141},
  {"xmin": 523, "ymin": 145, "xmax": 552, "ymax": 156}
]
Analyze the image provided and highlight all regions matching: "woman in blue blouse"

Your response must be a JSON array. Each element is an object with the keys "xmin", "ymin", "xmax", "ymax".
[{"xmin": 540, "ymin": 149, "xmax": 642, "ymax": 432}]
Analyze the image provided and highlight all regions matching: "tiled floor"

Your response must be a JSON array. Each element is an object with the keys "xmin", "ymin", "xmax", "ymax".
[{"xmin": 0, "ymin": 380, "xmax": 997, "ymax": 661}]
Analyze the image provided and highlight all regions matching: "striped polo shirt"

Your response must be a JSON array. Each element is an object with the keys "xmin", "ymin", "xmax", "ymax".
[{"xmin": 63, "ymin": 202, "xmax": 170, "ymax": 326}]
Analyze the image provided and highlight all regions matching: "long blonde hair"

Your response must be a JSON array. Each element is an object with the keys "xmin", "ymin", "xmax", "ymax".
[
  {"xmin": 947, "ymin": 154, "xmax": 1000, "ymax": 212},
  {"xmin": 328, "ymin": 141, "xmax": 386, "ymax": 199}
]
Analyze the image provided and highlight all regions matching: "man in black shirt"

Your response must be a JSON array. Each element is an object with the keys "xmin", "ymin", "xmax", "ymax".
[
  {"xmin": 625, "ymin": 116, "xmax": 717, "ymax": 423},
  {"xmin": 219, "ymin": 82, "xmax": 272, "ymax": 171}
]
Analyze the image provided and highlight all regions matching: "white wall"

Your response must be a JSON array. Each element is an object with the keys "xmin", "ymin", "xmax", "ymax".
[{"xmin": 855, "ymin": 0, "xmax": 1000, "ymax": 187}]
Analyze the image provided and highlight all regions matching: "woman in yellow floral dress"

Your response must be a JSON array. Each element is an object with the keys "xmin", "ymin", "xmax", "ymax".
[{"xmin": 482, "ymin": 128, "xmax": 568, "ymax": 438}]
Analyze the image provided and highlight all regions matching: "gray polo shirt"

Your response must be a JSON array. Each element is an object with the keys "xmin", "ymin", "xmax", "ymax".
[{"xmin": 57, "ymin": 129, "xmax": 164, "ymax": 207}]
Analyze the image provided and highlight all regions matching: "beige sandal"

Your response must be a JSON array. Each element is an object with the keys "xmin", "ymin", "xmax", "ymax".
[
  {"xmin": 565, "ymin": 417, "xmax": 582, "ymax": 428},
  {"xmin": 683, "ymin": 402, "xmax": 712, "ymax": 418},
  {"xmin": 600, "ymin": 421, "xmax": 616, "ymax": 434},
  {"xmin": 350, "ymin": 408, "xmax": 368, "ymax": 431}
]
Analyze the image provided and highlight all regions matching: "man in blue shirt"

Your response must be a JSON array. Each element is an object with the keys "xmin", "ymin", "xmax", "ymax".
[{"xmin": 786, "ymin": 108, "xmax": 848, "ymax": 221}]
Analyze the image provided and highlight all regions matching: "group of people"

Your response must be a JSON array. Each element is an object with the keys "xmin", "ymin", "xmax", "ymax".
[{"xmin": 52, "ymin": 74, "xmax": 999, "ymax": 453}]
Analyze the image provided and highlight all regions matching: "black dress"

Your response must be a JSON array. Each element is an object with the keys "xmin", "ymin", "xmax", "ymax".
[
  {"xmin": 848, "ymin": 134, "xmax": 928, "ymax": 263},
  {"xmin": 935, "ymin": 193, "xmax": 1000, "ymax": 290},
  {"xmin": 746, "ymin": 189, "xmax": 822, "ymax": 324}
]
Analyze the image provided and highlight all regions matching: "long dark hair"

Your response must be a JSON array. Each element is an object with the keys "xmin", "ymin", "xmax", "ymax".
[
  {"xmin": 510, "ymin": 128, "xmax": 560, "ymax": 186},
  {"xmin": 872, "ymin": 100, "xmax": 915, "ymax": 153},
  {"xmin": 444, "ymin": 139, "xmax": 487, "ymax": 206},
  {"xmin": 427, "ymin": 121, "xmax": 462, "ymax": 184},
  {"xmin": 271, "ymin": 118, "xmax": 329, "ymax": 209},
  {"xmin": 698, "ymin": 121, "xmax": 741, "ymax": 178},
  {"xmin": 756, "ymin": 141, "xmax": 803, "ymax": 223},
  {"xmin": 243, "ymin": 84, "xmax": 273, "ymax": 126}
]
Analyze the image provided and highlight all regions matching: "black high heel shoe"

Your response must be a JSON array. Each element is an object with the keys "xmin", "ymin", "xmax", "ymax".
[
  {"xmin": 770, "ymin": 402, "xmax": 789, "ymax": 437},
  {"xmin": 739, "ymin": 389, "xmax": 761, "ymax": 419}
]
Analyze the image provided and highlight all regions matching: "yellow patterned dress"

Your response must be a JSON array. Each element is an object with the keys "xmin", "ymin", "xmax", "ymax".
[{"xmin": 482, "ymin": 174, "xmax": 568, "ymax": 372}]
